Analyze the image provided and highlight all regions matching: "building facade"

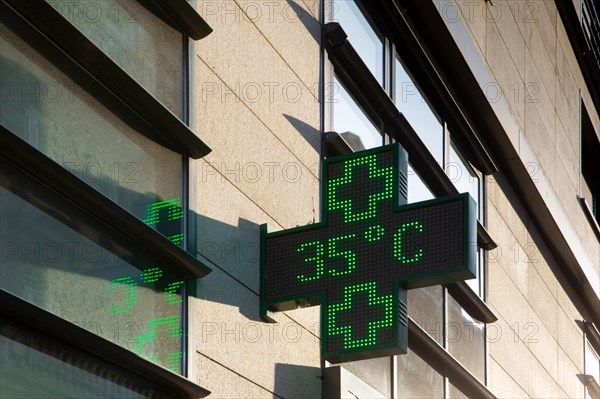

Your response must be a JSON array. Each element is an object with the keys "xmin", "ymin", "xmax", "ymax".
[{"xmin": 1, "ymin": 0, "xmax": 599, "ymax": 398}]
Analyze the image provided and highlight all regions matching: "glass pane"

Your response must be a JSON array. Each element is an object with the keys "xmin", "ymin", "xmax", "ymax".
[
  {"xmin": 447, "ymin": 142, "xmax": 481, "ymax": 294},
  {"xmin": 333, "ymin": 76, "xmax": 382, "ymax": 149},
  {"xmin": 0, "ymin": 165, "xmax": 185, "ymax": 373},
  {"xmin": 396, "ymin": 350, "xmax": 443, "ymax": 398},
  {"xmin": 447, "ymin": 295, "xmax": 485, "ymax": 382},
  {"xmin": 395, "ymin": 58, "xmax": 443, "ymax": 165},
  {"xmin": 586, "ymin": 341, "xmax": 600, "ymax": 383},
  {"xmin": 1, "ymin": 320, "xmax": 177, "ymax": 398},
  {"xmin": 447, "ymin": 142, "xmax": 479, "ymax": 216},
  {"xmin": 408, "ymin": 286, "xmax": 443, "ymax": 345},
  {"xmin": 407, "ymin": 164, "xmax": 434, "ymax": 204},
  {"xmin": 47, "ymin": 0, "xmax": 183, "ymax": 117},
  {"xmin": 0, "ymin": 21, "xmax": 183, "ymax": 228},
  {"xmin": 339, "ymin": 357, "xmax": 391, "ymax": 398},
  {"xmin": 332, "ymin": 0, "xmax": 384, "ymax": 84}
]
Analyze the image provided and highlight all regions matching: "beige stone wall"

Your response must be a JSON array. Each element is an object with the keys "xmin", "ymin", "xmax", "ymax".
[
  {"xmin": 447, "ymin": 0, "xmax": 599, "ymax": 397},
  {"xmin": 188, "ymin": 1, "xmax": 322, "ymax": 397},
  {"xmin": 487, "ymin": 174, "xmax": 586, "ymax": 398},
  {"xmin": 449, "ymin": 0, "xmax": 599, "ymax": 276}
]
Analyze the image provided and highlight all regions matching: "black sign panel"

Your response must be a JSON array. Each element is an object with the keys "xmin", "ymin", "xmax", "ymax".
[{"xmin": 260, "ymin": 144, "xmax": 477, "ymax": 363}]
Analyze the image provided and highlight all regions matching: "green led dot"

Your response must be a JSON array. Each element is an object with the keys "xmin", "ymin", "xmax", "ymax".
[
  {"xmin": 393, "ymin": 220, "xmax": 424, "ymax": 264},
  {"xmin": 296, "ymin": 240, "xmax": 325, "ymax": 282},
  {"xmin": 327, "ymin": 282, "xmax": 393, "ymax": 350},
  {"xmin": 328, "ymin": 153, "xmax": 393, "ymax": 223}
]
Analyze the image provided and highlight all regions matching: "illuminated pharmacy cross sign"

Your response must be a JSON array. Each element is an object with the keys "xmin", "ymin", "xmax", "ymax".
[{"xmin": 260, "ymin": 144, "xmax": 477, "ymax": 363}]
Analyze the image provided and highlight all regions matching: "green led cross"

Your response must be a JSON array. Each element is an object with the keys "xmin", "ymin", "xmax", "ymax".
[{"xmin": 261, "ymin": 144, "xmax": 477, "ymax": 363}]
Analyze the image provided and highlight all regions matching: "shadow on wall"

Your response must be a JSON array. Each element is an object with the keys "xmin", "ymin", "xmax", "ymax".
[
  {"xmin": 286, "ymin": 0, "xmax": 321, "ymax": 44},
  {"xmin": 283, "ymin": 113, "xmax": 322, "ymax": 154},
  {"xmin": 275, "ymin": 362, "xmax": 322, "ymax": 398},
  {"xmin": 191, "ymin": 211, "xmax": 263, "ymax": 322}
]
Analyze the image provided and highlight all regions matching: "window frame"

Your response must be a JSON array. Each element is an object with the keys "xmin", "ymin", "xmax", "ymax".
[
  {"xmin": 0, "ymin": 0, "xmax": 213, "ymax": 388},
  {"xmin": 323, "ymin": 0, "xmax": 496, "ymax": 396}
]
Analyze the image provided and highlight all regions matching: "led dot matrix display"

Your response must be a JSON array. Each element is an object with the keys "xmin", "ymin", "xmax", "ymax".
[{"xmin": 261, "ymin": 144, "xmax": 477, "ymax": 363}]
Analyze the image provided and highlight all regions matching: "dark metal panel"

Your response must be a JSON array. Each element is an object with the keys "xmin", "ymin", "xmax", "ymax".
[
  {"xmin": 2, "ymin": 0, "xmax": 211, "ymax": 159},
  {"xmin": 0, "ymin": 290, "xmax": 210, "ymax": 399},
  {"xmin": 138, "ymin": 0, "xmax": 213, "ymax": 40},
  {"xmin": 0, "ymin": 125, "xmax": 211, "ymax": 279}
]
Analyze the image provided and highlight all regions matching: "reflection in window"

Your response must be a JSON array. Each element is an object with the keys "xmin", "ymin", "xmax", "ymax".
[
  {"xmin": 0, "ymin": 166, "xmax": 185, "ymax": 373},
  {"xmin": 447, "ymin": 296, "xmax": 485, "ymax": 383},
  {"xmin": 0, "ymin": 320, "xmax": 178, "ymax": 398},
  {"xmin": 0, "ymin": 21, "xmax": 183, "ymax": 227},
  {"xmin": 586, "ymin": 341, "xmax": 600, "ymax": 395},
  {"xmin": 340, "ymin": 357, "xmax": 391, "ymax": 398},
  {"xmin": 395, "ymin": 58, "xmax": 444, "ymax": 165},
  {"xmin": 332, "ymin": 0, "xmax": 384, "ymax": 84},
  {"xmin": 397, "ymin": 350, "xmax": 444, "ymax": 398},
  {"xmin": 46, "ymin": 0, "xmax": 184, "ymax": 117},
  {"xmin": 408, "ymin": 285, "xmax": 443, "ymax": 345},
  {"xmin": 447, "ymin": 142, "xmax": 480, "ymax": 217},
  {"xmin": 407, "ymin": 164, "xmax": 434, "ymax": 204},
  {"xmin": 333, "ymin": 75, "xmax": 383, "ymax": 149},
  {"xmin": 447, "ymin": 141, "xmax": 482, "ymax": 295}
]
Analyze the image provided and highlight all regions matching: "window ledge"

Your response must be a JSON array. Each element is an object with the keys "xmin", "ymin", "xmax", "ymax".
[
  {"xmin": 0, "ymin": 290, "xmax": 210, "ymax": 399},
  {"xmin": 324, "ymin": 22, "xmax": 491, "ymax": 195},
  {"xmin": 3, "ymin": 0, "xmax": 211, "ymax": 159},
  {"xmin": 578, "ymin": 196, "xmax": 600, "ymax": 240},
  {"xmin": 445, "ymin": 281, "xmax": 498, "ymax": 323},
  {"xmin": 0, "ymin": 126, "xmax": 211, "ymax": 279}
]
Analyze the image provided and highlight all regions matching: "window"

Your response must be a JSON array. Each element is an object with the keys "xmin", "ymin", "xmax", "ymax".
[
  {"xmin": 0, "ymin": 319, "xmax": 178, "ymax": 399},
  {"xmin": 585, "ymin": 339, "xmax": 600, "ymax": 399},
  {"xmin": 325, "ymin": 0, "xmax": 489, "ymax": 396},
  {"xmin": 0, "ymin": 20, "xmax": 183, "ymax": 227},
  {"xmin": 581, "ymin": 100, "xmax": 600, "ymax": 226},
  {"xmin": 332, "ymin": 75, "xmax": 383, "ymax": 149},
  {"xmin": 394, "ymin": 57, "xmax": 443, "ymax": 166},
  {"xmin": 47, "ymin": 0, "xmax": 184, "ymax": 117},
  {"xmin": 0, "ymin": 0, "xmax": 212, "ymax": 386},
  {"xmin": 0, "ymin": 163, "xmax": 185, "ymax": 372},
  {"xmin": 331, "ymin": 0, "xmax": 384, "ymax": 85}
]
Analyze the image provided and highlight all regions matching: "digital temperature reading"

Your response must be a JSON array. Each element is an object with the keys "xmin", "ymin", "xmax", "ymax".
[{"xmin": 261, "ymin": 144, "xmax": 477, "ymax": 363}]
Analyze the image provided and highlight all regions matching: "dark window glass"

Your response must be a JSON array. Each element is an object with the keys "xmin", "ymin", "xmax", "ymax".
[
  {"xmin": 0, "ymin": 163, "xmax": 185, "ymax": 373},
  {"xmin": 46, "ymin": 0, "xmax": 184, "ymax": 117},
  {"xmin": 581, "ymin": 102, "xmax": 600, "ymax": 223},
  {"xmin": 0, "ymin": 20, "xmax": 183, "ymax": 229}
]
